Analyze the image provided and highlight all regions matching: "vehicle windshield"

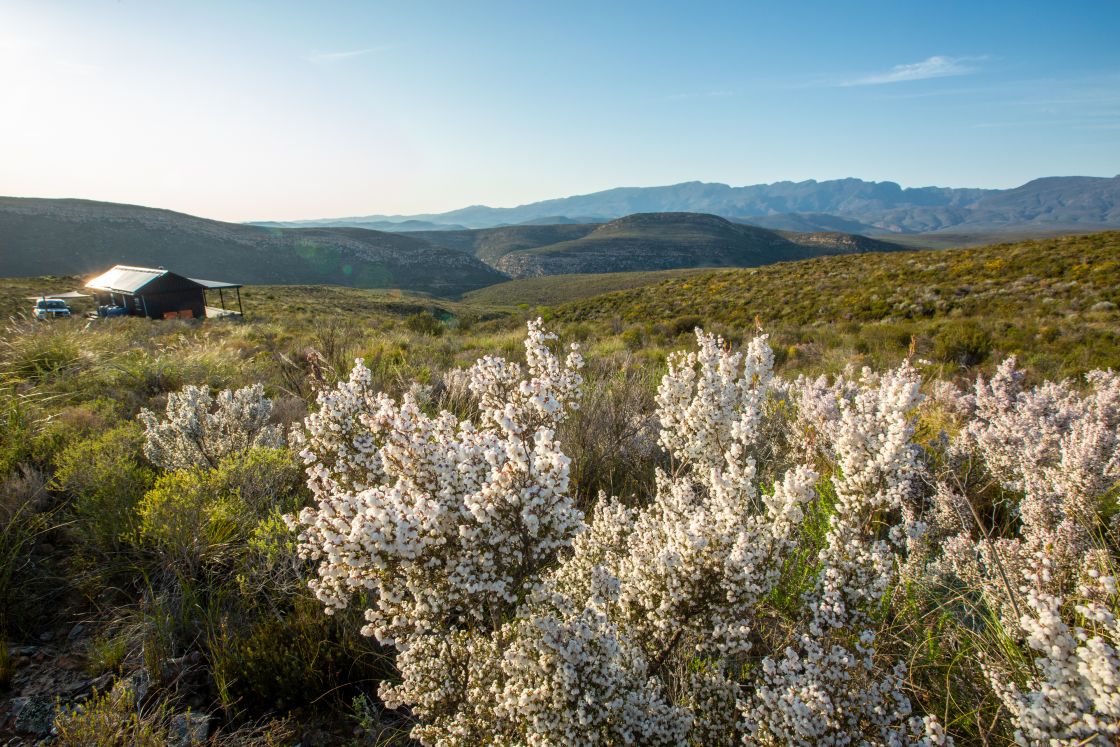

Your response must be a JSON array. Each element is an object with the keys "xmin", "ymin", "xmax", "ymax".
[{"xmin": 36, "ymin": 299, "xmax": 67, "ymax": 309}]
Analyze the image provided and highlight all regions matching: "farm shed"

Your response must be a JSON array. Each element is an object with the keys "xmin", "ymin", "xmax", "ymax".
[{"xmin": 85, "ymin": 265, "xmax": 243, "ymax": 319}]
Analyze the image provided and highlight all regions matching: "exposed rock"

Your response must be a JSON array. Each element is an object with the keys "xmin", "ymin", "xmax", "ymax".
[
  {"xmin": 55, "ymin": 653, "xmax": 85, "ymax": 671},
  {"xmin": 64, "ymin": 672, "xmax": 113, "ymax": 697},
  {"xmin": 159, "ymin": 651, "xmax": 203, "ymax": 683},
  {"xmin": 11, "ymin": 694, "xmax": 57, "ymax": 736},
  {"xmin": 168, "ymin": 711, "xmax": 210, "ymax": 747},
  {"xmin": 111, "ymin": 669, "xmax": 151, "ymax": 705}
]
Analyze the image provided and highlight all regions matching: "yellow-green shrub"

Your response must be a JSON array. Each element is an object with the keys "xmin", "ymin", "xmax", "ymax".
[
  {"xmin": 54, "ymin": 685, "xmax": 171, "ymax": 746},
  {"xmin": 54, "ymin": 423, "xmax": 154, "ymax": 552},
  {"xmin": 135, "ymin": 447, "xmax": 305, "ymax": 571}
]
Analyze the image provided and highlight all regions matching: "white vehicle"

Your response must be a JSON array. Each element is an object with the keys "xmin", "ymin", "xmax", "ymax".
[{"xmin": 33, "ymin": 298, "xmax": 72, "ymax": 320}]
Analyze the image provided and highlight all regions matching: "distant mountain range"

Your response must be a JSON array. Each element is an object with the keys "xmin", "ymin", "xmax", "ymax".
[
  {"xmin": 248, "ymin": 175, "xmax": 1120, "ymax": 234},
  {"xmin": 0, "ymin": 197, "xmax": 913, "ymax": 295}
]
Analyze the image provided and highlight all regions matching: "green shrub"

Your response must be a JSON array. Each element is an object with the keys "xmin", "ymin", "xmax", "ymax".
[
  {"xmin": 0, "ymin": 499, "xmax": 52, "ymax": 636},
  {"xmin": 666, "ymin": 315, "xmax": 702, "ymax": 337},
  {"xmin": 54, "ymin": 684, "xmax": 171, "ymax": 746},
  {"xmin": 54, "ymin": 424, "xmax": 154, "ymax": 552},
  {"xmin": 86, "ymin": 632, "xmax": 130, "ymax": 676},
  {"xmin": 30, "ymin": 398, "xmax": 123, "ymax": 470},
  {"xmin": 620, "ymin": 326, "xmax": 645, "ymax": 351},
  {"xmin": 404, "ymin": 310, "xmax": 444, "ymax": 336},
  {"xmin": 933, "ymin": 320, "xmax": 992, "ymax": 368},
  {"xmin": 136, "ymin": 469, "xmax": 243, "ymax": 571},
  {"xmin": 207, "ymin": 599, "xmax": 392, "ymax": 713},
  {"xmin": 0, "ymin": 390, "xmax": 35, "ymax": 476},
  {"xmin": 136, "ymin": 447, "xmax": 305, "ymax": 572},
  {"xmin": 209, "ymin": 446, "xmax": 306, "ymax": 516}
]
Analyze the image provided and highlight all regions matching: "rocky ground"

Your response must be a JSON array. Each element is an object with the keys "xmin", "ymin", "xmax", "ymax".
[{"xmin": 1, "ymin": 623, "xmax": 211, "ymax": 745}]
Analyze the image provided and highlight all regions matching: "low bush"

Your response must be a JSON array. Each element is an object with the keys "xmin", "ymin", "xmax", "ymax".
[
  {"xmin": 207, "ymin": 599, "xmax": 392, "ymax": 713},
  {"xmin": 54, "ymin": 684, "xmax": 172, "ymax": 746},
  {"xmin": 135, "ymin": 447, "xmax": 300, "ymax": 573},
  {"xmin": 404, "ymin": 310, "xmax": 444, "ymax": 336},
  {"xmin": 933, "ymin": 319, "xmax": 992, "ymax": 367},
  {"xmin": 54, "ymin": 423, "xmax": 154, "ymax": 553}
]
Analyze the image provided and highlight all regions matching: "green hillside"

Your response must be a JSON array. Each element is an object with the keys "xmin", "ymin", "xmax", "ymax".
[
  {"xmin": 0, "ymin": 197, "xmax": 507, "ymax": 297},
  {"xmin": 552, "ymin": 231, "xmax": 1118, "ymax": 323},
  {"xmin": 462, "ymin": 268, "xmax": 706, "ymax": 306},
  {"xmin": 485, "ymin": 212, "xmax": 908, "ymax": 277},
  {"xmin": 544, "ymin": 231, "xmax": 1120, "ymax": 378},
  {"xmin": 407, "ymin": 223, "xmax": 599, "ymax": 267}
]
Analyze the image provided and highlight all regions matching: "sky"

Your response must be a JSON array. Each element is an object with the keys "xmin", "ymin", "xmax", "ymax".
[{"xmin": 1, "ymin": 0, "xmax": 1118, "ymax": 222}]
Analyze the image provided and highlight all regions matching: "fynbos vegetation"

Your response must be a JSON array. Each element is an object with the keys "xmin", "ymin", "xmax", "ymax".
[
  {"xmin": 1, "ymin": 233, "xmax": 1118, "ymax": 744},
  {"xmin": 284, "ymin": 320, "xmax": 1120, "ymax": 745}
]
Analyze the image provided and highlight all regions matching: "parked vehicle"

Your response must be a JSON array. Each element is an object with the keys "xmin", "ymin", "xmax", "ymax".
[
  {"xmin": 98, "ymin": 304, "xmax": 128, "ymax": 317},
  {"xmin": 33, "ymin": 298, "xmax": 72, "ymax": 320}
]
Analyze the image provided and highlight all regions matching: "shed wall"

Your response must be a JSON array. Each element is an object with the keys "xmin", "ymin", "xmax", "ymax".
[{"xmin": 140, "ymin": 289, "xmax": 205, "ymax": 319}]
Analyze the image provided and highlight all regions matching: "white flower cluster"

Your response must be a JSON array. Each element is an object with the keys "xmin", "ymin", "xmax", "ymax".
[
  {"xmin": 932, "ymin": 359, "xmax": 1120, "ymax": 632},
  {"xmin": 605, "ymin": 331, "xmax": 812, "ymax": 659},
  {"xmin": 809, "ymin": 363, "xmax": 924, "ymax": 632},
  {"xmin": 481, "ymin": 329, "xmax": 821, "ymax": 744},
  {"xmin": 380, "ymin": 599, "xmax": 690, "ymax": 747},
  {"xmin": 991, "ymin": 580, "xmax": 1120, "ymax": 746},
  {"xmin": 910, "ymin": 360, "xmax": 1120, "ymax": 743},
  {"xmin": 656, "ymin": 330, "xmax": 774, "ymax": 472},
  {"xmin": 289, "ymin": 319, "xmax": 586, "ymax": 647},
  {"xmin": 743, "ymin": 362, "xmax": 943, "ymax": 745},
  {"xmin": 137, "ymin": 382, "xmax": 283, "ymax": 471}
]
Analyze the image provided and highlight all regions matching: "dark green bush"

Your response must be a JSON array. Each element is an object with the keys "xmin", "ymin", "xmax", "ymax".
[
  {"xmin": 666, "ymin": 315, "xmax": 702, "ymax": 337},
  {"xmin": 620, "ymin": 326, "xmax": 645, "ymax": 351},
  {"xmin": 404, "ymin": 310, "xmax": 444, "ymax": 336},
  {"xmin": 933, "ymin": 320, "xmax": 992, "ymax": 368},
  {"xmin": 208, "ymin": 599, "xmax": 392, "ymax": 713}
]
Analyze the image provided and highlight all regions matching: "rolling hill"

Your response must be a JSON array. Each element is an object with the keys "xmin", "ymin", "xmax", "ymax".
[
  {"xmin": 467, "ymin": 213, "xmax": 910, "ymax": 278},
  {"xmin": 258, "ymin": 175, "xmax": 1120, "ymax": 235},
  {"xmin": 2, "ymin": 198, "xmax": 914, "ymax": 291},
  {"xmin": 407, "ymin": 223, "xmax": 600, "ymax": 267},
  {"xmin": 0, "ymin": 197, "xmax": 506, "ymax": 296},
  {"xmin": 250, "ymin": 217, "xmax": 470, "ymax": 232}
]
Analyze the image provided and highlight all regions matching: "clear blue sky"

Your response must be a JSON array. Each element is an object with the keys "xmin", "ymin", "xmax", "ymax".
[{"xmin": 2, "ymin": 0, "xmax": 1118, "ymax": 221}]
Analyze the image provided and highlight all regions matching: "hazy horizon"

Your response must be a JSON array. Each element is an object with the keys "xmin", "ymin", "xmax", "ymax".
[{"xmin": 2, "ymin": 0, "xmax": 1118, "ymax": 222}]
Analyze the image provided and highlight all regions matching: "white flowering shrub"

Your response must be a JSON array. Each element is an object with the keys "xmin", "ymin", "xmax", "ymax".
[
  {"xmin": 289, "ymin": 319, "xmax": 585, "ymax": 646},
  {"xmin": 138, "ymin": 383, "xmax": 283, "ymax": 471},
  {"xmin": 924, "ymin": 360, "xmax": 1120, "ymax": 642},
  {"xmin": 742, "ymin": 362, "xmax": 945, "ymax": 746},
  {"xmin": 989, "ymin": 580, "xmax": 1120, "ymax": 746},
  {"xmin": 290, "ymin": 321, "xmax": 1120, "ymax": 745}
]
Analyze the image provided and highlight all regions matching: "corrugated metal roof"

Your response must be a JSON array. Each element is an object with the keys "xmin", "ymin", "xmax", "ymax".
[
  {"xmin": 86, "ymin": 265, "xmax": 241, "ymax": 294},
  {"xmin": 85, "ymin": 265, "xmax": 168, "ymax": 294},
  {"xmin": 188, "ymin": 277, "xmax": 243, "ymax": 290}
]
